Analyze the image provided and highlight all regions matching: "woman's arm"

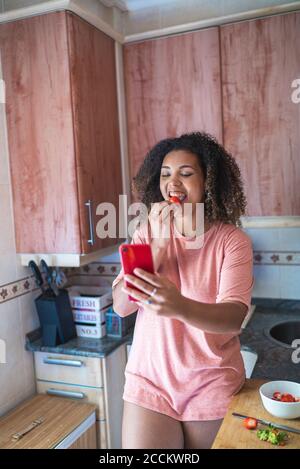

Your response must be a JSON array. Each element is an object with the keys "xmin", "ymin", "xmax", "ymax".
[
  {"xmin": 122, "ymin": 270, "xmax": 249, "ymax": 333},
  {"xmin": 177, "ymin": 299, "xmax": 248, "ymax": 334}
]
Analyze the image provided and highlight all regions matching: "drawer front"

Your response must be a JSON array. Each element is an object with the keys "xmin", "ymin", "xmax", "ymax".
[
  {"xmin": 37, "ymin": 381, "xmax": 106, "ymax": 420},
  {"xmin": 34, "ymin": 352, "xmax": 103, "ymax": 387}
]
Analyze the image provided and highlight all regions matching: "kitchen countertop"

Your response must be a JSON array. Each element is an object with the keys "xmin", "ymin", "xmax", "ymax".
[
  {"xmin": 240, "ymin": 306, "xmax": 300, "ymax": 381},
  {"xmin": 212, "ymin": 379, "xmax": 300, "ymax": 449},
  {"xmin": 25, "ymin": 306, "xmax": 300, "ymax": 377},
  {"xmin": 25, "ymin": 327, "xmax": 134, "ymax": 359}
]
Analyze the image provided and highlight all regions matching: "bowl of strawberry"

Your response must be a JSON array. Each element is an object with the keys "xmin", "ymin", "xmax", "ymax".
[{"xmin": 259, "ymin": 380, "xmax": 300, "ymax": 419}]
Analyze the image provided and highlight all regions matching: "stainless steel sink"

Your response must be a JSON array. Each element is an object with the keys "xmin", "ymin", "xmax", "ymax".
[{"xmin": 265, "ymin": 320, "xmax": 300, "ymax": 348}]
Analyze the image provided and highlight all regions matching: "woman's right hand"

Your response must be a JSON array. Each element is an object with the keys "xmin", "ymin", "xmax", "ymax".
[{"xmin": 148, "ymin": 201, "xmax": 180, "ymax": 248}]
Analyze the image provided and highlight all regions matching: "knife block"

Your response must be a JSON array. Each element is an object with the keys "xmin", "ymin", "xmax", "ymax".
[{"xmin": 35, "ymin": 289, "xmax": 77, "ymax": 346}]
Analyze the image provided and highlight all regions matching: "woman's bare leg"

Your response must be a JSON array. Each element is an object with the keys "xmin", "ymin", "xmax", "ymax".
[
  {"xmin": 122, "ymin": 401, "xmax": 184, "ymax": 449},
  {"xmin": 182, "ymin": 419, "xmax": 223, "ymax": 449}
]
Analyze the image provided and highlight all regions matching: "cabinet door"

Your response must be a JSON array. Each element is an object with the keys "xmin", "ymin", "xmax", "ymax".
[
  {"xmin": 0, "ymin": 12, "xmax": 81, "ymax": 253},
  {"xmin": 221, "ymin": 12, "xmax": 300, "ymax": 216},
  {"xmin": 124, "ymin": 28, "xmax": 223, "ymax": 185},
  {"xmin": 67, "ymin": 13, "xmax": 123, "ymax": 254}
]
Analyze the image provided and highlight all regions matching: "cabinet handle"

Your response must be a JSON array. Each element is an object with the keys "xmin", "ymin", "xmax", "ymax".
[
  {"xmin": 12, "ymin": 418, "xmax": 44, "ymax": 441},
  {"xmin": 46, "ymin": 389, "xmax": 86, "ymax": 400},
  {"xmin": 43, "ymin": 358, "xmax": 83, "ymax": 367},
  {"xmin": 85, "ymin": 199, "xmax": 95, "ymax": 245}
]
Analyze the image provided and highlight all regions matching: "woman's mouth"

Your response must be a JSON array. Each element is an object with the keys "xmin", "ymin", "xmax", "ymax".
[{"xmin": 168, "ymin": 191, "xmax": 187, "ymax": 202}]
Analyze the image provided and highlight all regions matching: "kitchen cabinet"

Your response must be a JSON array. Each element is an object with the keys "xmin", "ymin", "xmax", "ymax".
[
  {"xmin": 33, "ymin": 344, "xmax": 127, "ymax": 449},
  {"xmin": 0, "ymin": 11, "xmax": 123, "ymax": 265},
  {"xmin": 221, "ymin": 11, "xmax": 300, "ymax": 216},
  {"xmin": 0, "ymin": 394, "xmax": 97, "ymax": 449},
  {"xmin": 123, "ymin": 27, "xmax": 223, "ymax": 186}
]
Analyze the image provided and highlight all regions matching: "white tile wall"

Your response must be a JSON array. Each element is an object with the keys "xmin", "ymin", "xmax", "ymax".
[
  {"xmin": 0, "ymin": 57, "xmax": 36, "ymax": 417},
  {"xmin": 0, "ymin": 299, "xmax": 36, "ymax": 417},
  {"xmin": 245, "ymin": 228, "xmax": 281, "ymax": 251},
  {"xmin": 245, "ymin": 227, "xmax": 300, "ymax": 299},
  {"xmin": 252, "ymin": 264, "xmax": 281, "ymax": 298}
]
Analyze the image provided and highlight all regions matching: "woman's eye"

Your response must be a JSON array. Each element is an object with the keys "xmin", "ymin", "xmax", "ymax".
[{"xmin": 160, "ymin": 173, "xmax": 193, "ymax": 178}]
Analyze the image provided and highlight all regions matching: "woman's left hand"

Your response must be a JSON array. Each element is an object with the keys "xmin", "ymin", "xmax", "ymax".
[{"xmin": 122, "ymin": 268, "xmax": 186, "ymax": 320}]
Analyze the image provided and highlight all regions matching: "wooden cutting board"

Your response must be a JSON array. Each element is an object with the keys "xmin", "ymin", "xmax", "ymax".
[{"xmin": 212, "ymin": 379, "xmax": 300, "ymax": 449}]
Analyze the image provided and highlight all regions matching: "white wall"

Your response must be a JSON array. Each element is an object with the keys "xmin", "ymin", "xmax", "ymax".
[{"xmin": 0, "ymin": 54, "xmax": 38, "ymax": 417}]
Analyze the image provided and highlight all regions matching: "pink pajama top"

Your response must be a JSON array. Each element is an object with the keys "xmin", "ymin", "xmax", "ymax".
[{"xmin": 112, "ymin": 221, "xmax": 254, "ymax": 421}]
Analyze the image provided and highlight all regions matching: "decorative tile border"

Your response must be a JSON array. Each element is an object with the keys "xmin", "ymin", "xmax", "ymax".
[
  {"xmin": 2, "ymin": 252, "xmax": 298, "ymax": 305},
  {"xmin": 74, "ymin": 263, "xmax": 121, "ymax": 277},
  {"xmin": 0, "ymin": 268, "xmax": 78, "ymax": 304},
  {"xmin": 253, "ymin": 251, "xmax": 300, "ymax": 265},
  {"xmin": 0, "ymin": 275, "xmax": 39, "ymax": 304}
]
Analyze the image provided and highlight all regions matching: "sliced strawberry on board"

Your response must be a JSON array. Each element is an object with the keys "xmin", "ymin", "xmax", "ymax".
[{"xmin": 243, "ymin": 417, "xmax": 258, "ymax": 430}]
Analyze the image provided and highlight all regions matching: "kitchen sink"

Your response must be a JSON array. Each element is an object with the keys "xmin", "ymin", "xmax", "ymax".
[{"xmin": 265, "ymin": 320, "xmax": 300, "ymax": 348}]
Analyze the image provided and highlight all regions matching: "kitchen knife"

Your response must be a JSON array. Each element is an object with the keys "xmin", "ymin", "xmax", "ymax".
[
  {"xmin": 28, "ymin": 260, "xmax": 47, "ymax": 294},
  {"xmin": 40, "ymin": 260, "xmax": 59, "ymax": 296},
  {"xmin": 232, "ymin": 412, "xmax": 300, "ymax": 434}
]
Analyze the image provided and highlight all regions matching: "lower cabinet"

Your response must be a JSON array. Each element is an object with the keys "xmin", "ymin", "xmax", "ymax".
[
  {"xmin": 0, "ymin": 394, "xmax": 97, "ymax": 449},
  {"xmin": 34, "ymin": 344, "xmax": 127, "ymax": 449}
]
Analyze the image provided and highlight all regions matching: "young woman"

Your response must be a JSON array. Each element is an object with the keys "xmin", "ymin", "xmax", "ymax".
[{"xmin": 112, "ymin": 132, "xmax": 254, "ymax": 449}]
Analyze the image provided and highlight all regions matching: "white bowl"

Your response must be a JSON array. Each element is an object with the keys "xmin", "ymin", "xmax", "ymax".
[{"xmin": 259, "ymin": 380, "xmax": 300, "ymax": 419}]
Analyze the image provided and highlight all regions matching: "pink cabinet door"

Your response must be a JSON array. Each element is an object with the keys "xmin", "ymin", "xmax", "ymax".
[
  {"xmin": 67, "ymin": 13, "xmax": 123, "ymax": 253},
  {"xmin": 221, "ymin": 12, "xmax": 300, "ymax": 216},
  {"xmin": 124, "ymin": 28, "xmax": 223, "ymax": 187},
  {"xmin": 0, "ymin": 12, "xmax": 81, "ymax": 254}
]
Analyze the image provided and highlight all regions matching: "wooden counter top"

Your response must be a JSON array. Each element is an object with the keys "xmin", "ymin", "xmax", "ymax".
[
  {"xmin": 0, "ymin": 394, "xmax": 96, "ymax": 449},
  {"xmin": 212, "ymin": 379, "xmax": 300, "ymax": 449}
]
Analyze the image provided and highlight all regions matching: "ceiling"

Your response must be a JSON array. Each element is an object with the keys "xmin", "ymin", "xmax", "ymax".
[{"xmin": 99, "ymin": 0, "xmax": 178, "ymax": 11}]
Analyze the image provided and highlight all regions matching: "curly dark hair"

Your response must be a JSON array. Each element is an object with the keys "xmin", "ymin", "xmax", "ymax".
[{"xmin": 132, "ymin": 131, "xmax": 247, "ymax": 226}]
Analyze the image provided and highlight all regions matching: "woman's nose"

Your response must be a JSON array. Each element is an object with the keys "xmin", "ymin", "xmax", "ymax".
[{"xmin": 168, "ymin": 177, "xmax": 182, "ymax": 187}]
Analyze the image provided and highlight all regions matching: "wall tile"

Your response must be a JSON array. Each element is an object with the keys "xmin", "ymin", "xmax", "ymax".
[
  {"xmin": 21, "ymin": 349, "xmax": 36, "ymax": 392},
  {"xmin": 0, "ymin": 299, "xmax": 26, "ymax": 407},
  {"xmin": 252, "ymin": 264, "xmax": 281, "ymax": 298},
  {"xmin": 0, "ymin": 382, "xmax": 36, "ymax": 418},
  {"xmin": 279, "ymin": 266, "xmax": 300, "ymax": 300},
  {"xmin": 18, "ymin": 291, "xmax": 40, "ymax": 337},
  {"xmin": 244, "ymin": 228, "xmax": 281, "ymax": 250},
  {"xmin": 98, "ymin": 249, "xmax": 121, "ymax": 263},
  {"xmin": 278, "ymin": 228, "xmax": 300, "ymax": 251},
  {"xmin": 0, "ymin": 274, "xmax": 38, "ymax": 304},
  {"xmin": 0, "ymin": 252, "xmax": 17, "ymax": 286},
  {"xmin": 70, "ymin": 275, "xmax": 114, "ymax": 288}
]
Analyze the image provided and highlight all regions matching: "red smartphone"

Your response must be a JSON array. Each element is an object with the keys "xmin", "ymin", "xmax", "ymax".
[{"xmin": 119, "ymin": 244, "xmax": 154, "ymax": 302}]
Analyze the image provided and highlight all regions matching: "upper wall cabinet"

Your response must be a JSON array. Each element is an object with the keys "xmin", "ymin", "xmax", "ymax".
[
  {"xmin": 221, "ymin": 12, "xmax": 300, "ymax": 216},
  {"xmin": 123, "ymin": 28, "xmax": 223, "ymax": 183},
  {"xmin": 0, "ymin": 12, "xmax": 123, "ymax": 265}
]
